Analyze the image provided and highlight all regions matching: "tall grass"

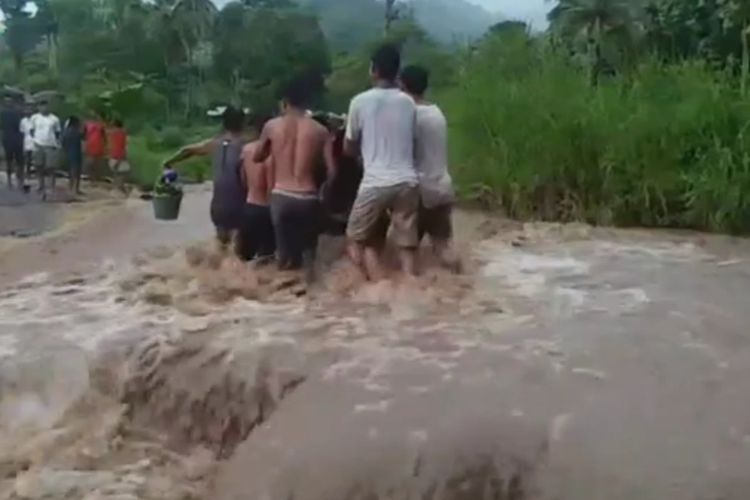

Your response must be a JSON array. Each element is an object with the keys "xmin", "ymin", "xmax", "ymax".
[{"xmin": 442, "ymin": 35, "xmax": 750, "ymax": 234}]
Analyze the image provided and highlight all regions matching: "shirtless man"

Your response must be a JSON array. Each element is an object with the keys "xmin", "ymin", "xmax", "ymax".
[
  {"xmin": 237, "ymin": 115, "xmax": 275, "ymax": 262},
  {"xmin": 344, "ymin": 44, "xmax": 419, "ymax": 280},
  {"xmin": 254, "ymin": 77, "xmax": 329, "ymax": 271}
]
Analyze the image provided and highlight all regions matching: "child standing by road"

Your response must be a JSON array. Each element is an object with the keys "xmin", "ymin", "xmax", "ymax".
[{"xmin": 109, "ymin": 119, "xmax": 130, "ymax": 193}]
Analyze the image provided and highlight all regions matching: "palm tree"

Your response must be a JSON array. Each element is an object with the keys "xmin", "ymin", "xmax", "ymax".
[
  {"xmin": 153, "ymin": 0, "xmax": 217, "ymax": 117},
  {"xmin": 548, "ymin": 0, "xmax": 642, "ymax": 84},
  {"xmin": 717, "ymin": 0, "xmax": 750, "ymax": 96},
  {"xmin": 34, "ymin": 0, "xmax": 59, "ymax": 76},
  {"xmin": 164, "ymin": 0, "xmax": 216, "ymax": 64}
]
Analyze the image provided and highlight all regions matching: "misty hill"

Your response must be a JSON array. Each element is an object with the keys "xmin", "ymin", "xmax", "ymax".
[
  {"xmin": 409, "ymin": 0, "xmax": 500, "ymax": 43},
  {"xmin": 299, "ymin": 0, "xmax": 499, "ymax": 49}
]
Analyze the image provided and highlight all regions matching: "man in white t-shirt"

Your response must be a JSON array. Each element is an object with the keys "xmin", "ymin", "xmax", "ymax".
[
  {"xmin": 399, "ymin": 65, "xmax": 460, "ymax": 272},
  {"xmin": 19, "ymin": 104, "xmax": 35, "ymax": 182},
  {"xmin": 29, "ymin": 100, "xmax": 61, "ymax": 198},
  {"xmin": 344, "ymin": 44, "xmax": 419, "ymax": 280}
]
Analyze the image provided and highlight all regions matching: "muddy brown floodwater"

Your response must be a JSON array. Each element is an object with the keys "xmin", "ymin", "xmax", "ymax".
[{"xmin": 0, "ymin": 184, "xmax": 749, "ymax": 500}]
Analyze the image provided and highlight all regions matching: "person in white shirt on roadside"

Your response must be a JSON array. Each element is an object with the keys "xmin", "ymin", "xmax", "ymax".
[
  {"xmin": 19, "ymin": 104, "xmax": 36, "ymax": 185},
  {"xmin": 344, "ymin": 44, "xmax": 419, "ymax": 281},
  {"xmin": 29, "ymin": 100, "xmax": 61, "ymax": 199},
  {"xmin": 398, "ymin": 65, "xmax": 460, "ymax": 272}
]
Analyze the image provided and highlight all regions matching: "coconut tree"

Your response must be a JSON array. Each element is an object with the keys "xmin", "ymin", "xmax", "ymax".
[
  {"xmin": 34, "ymin": 0, "xmax": 59, "ymax": 76},
  {"xmin": 152, "ymin": 0, "xmax": 217, "ymax": 117},
  {"xmin": 548, "ymin": 0, "xmax": 642, "ymax": 83},
  {"xmin": 717, "ymin": 0, "xmax": 750, "ymax": 96}
]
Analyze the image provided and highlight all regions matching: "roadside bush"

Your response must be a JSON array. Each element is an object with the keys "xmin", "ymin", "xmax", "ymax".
[{"xmin": 441, "ymin": 34, "xmax": 750, "ymax": 233}]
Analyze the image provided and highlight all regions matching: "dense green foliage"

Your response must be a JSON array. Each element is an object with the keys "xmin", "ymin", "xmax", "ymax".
[
  {"xmin": 2, "ymin": 0, "xmax": 750, "ymax": 233},
  {"xmin": 442, "ymin": 0, "xmax": 750, "ymax": 233},
  {"xmin": 443, "ymin": 35, "xmax": 750, "ymax": 232},
  {"xmin": 1, "ymin": 0, "xmax": 331, "ymax": 122}
]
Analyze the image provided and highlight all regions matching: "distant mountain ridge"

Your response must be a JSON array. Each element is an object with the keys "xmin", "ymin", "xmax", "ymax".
[
  {"xmin": 407, "ymin": 0, "xmax": 501, "ymax": 42},
  {"xmin": 209, "ymin": 0, "xmax": 501, "ymax": 48}
]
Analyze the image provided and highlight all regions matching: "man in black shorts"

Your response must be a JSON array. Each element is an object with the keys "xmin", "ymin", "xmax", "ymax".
[
  {"xmin": 238, "ymin": 115, "xmax": 276, "ymax": 262},
  {"xmin": 1, "ymin": 97, "xmax": 25, "ymax": 189}
]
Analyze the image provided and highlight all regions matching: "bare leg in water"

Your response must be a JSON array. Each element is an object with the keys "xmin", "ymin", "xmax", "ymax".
[{"xmin": 397, "ymin": 248, "xmax": 417, "ymax": 278}]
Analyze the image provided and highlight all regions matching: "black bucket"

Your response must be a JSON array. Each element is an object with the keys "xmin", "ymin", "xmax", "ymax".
[{"xmin": 152, "ymin": 193, "xmax": 183, "ymax": 221}]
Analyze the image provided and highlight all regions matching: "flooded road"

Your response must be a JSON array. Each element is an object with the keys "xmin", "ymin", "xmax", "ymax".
[{"xmin": 1, "ymin": 186, "xmax": 749, "ymax": 499}]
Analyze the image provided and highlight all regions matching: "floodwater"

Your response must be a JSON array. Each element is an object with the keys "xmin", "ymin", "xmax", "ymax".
[{"xmin": 1, "ymin": 186, "xmax": 749, "ymax": 500}]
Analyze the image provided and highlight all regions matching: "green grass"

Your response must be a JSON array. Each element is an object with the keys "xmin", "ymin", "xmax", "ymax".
[{"xmin": 440, "ymin": 35, "xmax": 750, "ymax": 234}]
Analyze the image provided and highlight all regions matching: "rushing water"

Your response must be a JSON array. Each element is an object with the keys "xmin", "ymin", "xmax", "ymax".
[{"xmin": 1, "ymin": 191, "xmax": 750, "ymax": 500}]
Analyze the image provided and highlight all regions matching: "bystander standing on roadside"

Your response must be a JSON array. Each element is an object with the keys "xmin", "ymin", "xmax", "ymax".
[
  {"xmin": 29, "ymin": 100, "xmax": 62, "ymax": 200},
  {"xmin": 108, "ymin": 119, "xmax": 130, "ymax": 193},
  {"xmin": 1, "ymin": 96, "xmax": 25, "ymax": 189},
  {"xmin": 20, "ymin": 104, "xmax": 36, "ymax": 188},
  {"xmin": 62, "ymin": 116, "xmax": 85, "ymax": 196},
  {"xmin": 84, "ymin": 111, "xmax": 107, "ymax": 183}
]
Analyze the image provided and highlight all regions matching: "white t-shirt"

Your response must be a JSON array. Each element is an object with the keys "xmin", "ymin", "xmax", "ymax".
[
  {"xmin": 415, "ymin": 104, "xmax": 455, "ymax": 208},
  {"xmin": 345, "ymin": 87, "xmax": 417, "ymax": 189},
  {"xmin": 30, "ymin": 113, "xmax": 61, "ymax": 148},
  {"xmin": 19, "ymin": 117, "xmax": 34, "ymax": 152}
]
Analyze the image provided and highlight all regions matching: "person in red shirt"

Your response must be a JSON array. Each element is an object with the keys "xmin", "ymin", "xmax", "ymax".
[
  {"xmin": 84, "ymin": 112, "xmax": 107, "ymax": 182},
  {"xmin": 108, "ymin": 119, "xmax": 129, "ymax": 193}
]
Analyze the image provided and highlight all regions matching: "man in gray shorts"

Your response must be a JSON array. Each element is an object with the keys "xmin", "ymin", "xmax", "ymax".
[{"xmin": 344, "ymin": 44, "xmax": 419, "ymax": 280}]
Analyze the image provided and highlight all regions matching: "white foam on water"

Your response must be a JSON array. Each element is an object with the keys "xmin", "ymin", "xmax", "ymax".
[
  {"xmin": 592, "ymin": 240, "xmax": 712, "ymax": 263},
  {"xmin": 477, "ymin": 240, "xmax": 651, "ymax": 317},
  {"xmin": 0, "ymin": 267, "xmax": 152, "ymax": 358}
]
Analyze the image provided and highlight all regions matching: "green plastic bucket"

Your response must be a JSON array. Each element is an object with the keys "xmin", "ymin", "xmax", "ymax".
[{"xmin": 152, "ymin": 193, "xmax": 183, "ymax": 221}]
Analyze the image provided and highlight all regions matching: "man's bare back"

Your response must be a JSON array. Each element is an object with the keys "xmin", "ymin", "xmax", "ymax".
[
  {"xmin": 256, "ymin": 113, "xmax": 328, "ymax": 193},
  {"xmin": 241, "ymin": 141, "xmax": 273, "ymax": 206}
]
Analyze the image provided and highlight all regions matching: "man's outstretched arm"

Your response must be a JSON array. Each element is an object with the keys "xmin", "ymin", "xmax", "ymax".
[{"xmin": 163, "ymin": 138, "xmax": 214, "ymax": 167}]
